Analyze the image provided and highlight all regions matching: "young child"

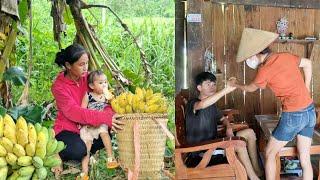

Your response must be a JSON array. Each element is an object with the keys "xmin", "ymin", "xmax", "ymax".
[{"xmin": 79, "ymin": 70, "xmax": 118, "ymax": 178}]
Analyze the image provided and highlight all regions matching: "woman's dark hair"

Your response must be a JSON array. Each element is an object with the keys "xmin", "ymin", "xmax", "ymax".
[
  {"xmin": 88, "ymin": 70, "xmax": 105, "ymax": 85},
  {"xmin": 259, "ymin": 47, "xmax": 271, "ymax": 55},
  {"xmin": 55, "ymin": 43, "xmax": 89, "ymax": 67},
  {"xmin": 195, "ymin": 72, "xmax": 216, "ymax": 86}
]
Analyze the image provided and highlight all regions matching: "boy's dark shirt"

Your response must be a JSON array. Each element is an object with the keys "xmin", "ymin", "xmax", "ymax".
[{"xmin": 185, "ymin": 98, "xmax": 223, "ymax": 145}]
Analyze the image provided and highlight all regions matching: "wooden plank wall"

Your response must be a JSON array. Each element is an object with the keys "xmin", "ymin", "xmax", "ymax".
[{"xmin": 187, "ymin": 1, "xmax": 320, "ymax": 125}]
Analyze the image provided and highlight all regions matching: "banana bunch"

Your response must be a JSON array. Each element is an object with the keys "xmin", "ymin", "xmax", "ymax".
[
  {"xmin": 0, "ymin": 114, "xmax": 65, "ymax": 180},
  {"xmin": 111, "ymin": 87, "xmax": 168, "ymax": 114}
]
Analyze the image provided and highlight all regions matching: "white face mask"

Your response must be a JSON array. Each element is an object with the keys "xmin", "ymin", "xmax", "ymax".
[{"xmin": 245, "ymin": 55, "xmax": 260, "ymax": 69}]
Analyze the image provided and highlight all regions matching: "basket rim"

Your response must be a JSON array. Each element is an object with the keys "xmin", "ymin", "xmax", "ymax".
[{"xmin": 117, "ymin": 113, "xmax": 168, "ymax": 118}]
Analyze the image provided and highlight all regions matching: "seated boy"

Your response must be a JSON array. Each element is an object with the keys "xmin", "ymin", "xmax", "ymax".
[{"xmin": 185, "ymin": 72, "xmax": 263, "ymax": 180}]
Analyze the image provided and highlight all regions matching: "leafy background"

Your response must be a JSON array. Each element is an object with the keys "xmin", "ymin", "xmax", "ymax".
[{"xmin": 8, "ymin": 0, "xmax": 175, "ymax": 179}]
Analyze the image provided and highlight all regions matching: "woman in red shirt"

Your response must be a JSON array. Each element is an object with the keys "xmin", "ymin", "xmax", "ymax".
[{"xmin": 51, "ymin": 44, "xmax": 123, "ymax": 169}]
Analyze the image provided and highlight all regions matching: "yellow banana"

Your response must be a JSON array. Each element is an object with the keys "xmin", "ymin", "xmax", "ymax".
[
  {"xmin": 46, "ymin": 139, "xmax": 58, "ymax": 156},
  {"xmin": 28, "ymin": 123, "xmax": 37, "ymax": 145},
  {"xmin": 0, "ymin": 137, "xmax": 13, "ymax": 153},
  {"xmin": 32, "ymin": 156, "xmax": 43, "ymax": 168},
  {"xmin": 0, "ymin": 116, "xmax": 3, "ymax": 137},
  {"xmin": 138, "ymin": 101, "xmax": 146, "ymax": 113},
  {"xmin": 35, "ymin": 146, "xmax": 46, "ymax": 159},
  {"xmin": 6, "ymin": 152, "xmax": 17, "ymax": 166},
  {"xmin": 0, "ymin": 166, "xmax": 7, "ymax": 180},
  {"xmin": 0, "ymin": 145, "xmax": 6, "ymax": 157},
  {"xmin": 53, "ymin": 141, "xmax": 65, "ymax": 154},
  {"xmin": 7, "ymin": 170, "xmax": 19, "ymax": 180},
  {"xmin": 145, "ymin": 88, "xmax": 153, "ymax": 101},
  {"xmin": 0, "ymin": 157, "xmax": 6, "ymax": 168},
  {"xmin": 18, "ymin": 165, "xmax": 35, "ymax": 176},
  {"xmin": 25, "ymin": 143, "xmax": 35, "ymax": 157},
  {"xmin": 118, "ymin": 93, "xmax": 127, "ymax": 107},
  {"xmin": 35, "ymin": 131, "xmax": 47, "ymax": 159},
  {"xmin": 126, "ymin": 93, "xmax": 133, "ymax": 105},
  {"xmin": 48, "ymin": 128, "xmax": 55, "ymax": 140},
  {"xmin": 43, "ymin": 155, "xmax": 62, "ymax": 167},
  {"xmin": 17, "ymin": 156, "xmax": 33, "ymax": 166},
  {"xmin": 125, "ymin": 105, "xmax": 133, "ymax": 113},
  {"xmin": 145, "ymin": 104, "xmax": 159, "ymax": 113},
  {"xmin": 36, "ymin": 131, "xmax": 47, "ymax": 147},
  {"xmin": 3, "ymin": 124, "xmax": 16, "ymax": 144},
  {"xmin": 158, "ymin": 104, "xmax": 168, "ymax": 113},
  {"xmin": 34, "ymin": 123, "xmax": 42, "ymax": 133},
  {"xmin": 40, "ymin": 127, "xmax": 49, "ymax": 142},
  {"xmin": 36, "ymin": 167, "xmax": 47, "ymax": 179},
  {"xmin": 135, "ymin": 87, "xmax": 143, "ymax": 96},
  {"xmin": 13, "ymin": 144, "xmax": 26, "ymax": 157},
  {"xmin": 3, "ymin": 114, "xmax": 15, "ymax": 128},
  {"xmin": 146, "ymin": 95, "xmax": 162, "ymax": 106},
  {"xmin": 142, "ymin": 88, "xmax": 147, "ymax": 100},
  {"xmin": 16, "ymin": 116, "xmax": 28, "ymax": 133},
  {"xmin": 132, "ymin": 95, "xmax": 141, "ymax": 112},
  {"xmin": 16, "ymin": 129, "xmax": 28, "ymax": 147}
]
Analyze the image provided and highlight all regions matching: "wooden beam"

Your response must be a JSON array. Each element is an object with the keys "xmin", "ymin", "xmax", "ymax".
[
  {"xmin": 211, "ymin": 0, "xmax": 320, "ymax": 9},
  {"xmin": 175, "ymin": 0, "xmax": 186, "ymax": 94},
  {"xmin": 187, "ymin": 0, "xmax": 205, "ymax": 97}
]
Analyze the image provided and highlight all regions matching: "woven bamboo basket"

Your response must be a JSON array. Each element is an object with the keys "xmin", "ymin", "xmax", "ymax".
[{"xmin": 116, "ymin": 113, "xmax": 168, "ymax": 180}]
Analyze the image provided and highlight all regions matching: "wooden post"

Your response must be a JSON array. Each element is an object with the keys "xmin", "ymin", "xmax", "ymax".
[
  {"xmin": 312, "ymin": 42, "xmax": 320, "ymax": 106},
  {"xmin": 187, "ymin": 0, "xmax": 205, "ymax": 98},
  {"xmin": 175, "ymin": 0, "xmax": 186, "ymax": 94}
]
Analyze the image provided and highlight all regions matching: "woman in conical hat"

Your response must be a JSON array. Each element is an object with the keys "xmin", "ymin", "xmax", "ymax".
[{"xmin": 230, "ymin": 28, "xmax": 315, "ymax": 180}]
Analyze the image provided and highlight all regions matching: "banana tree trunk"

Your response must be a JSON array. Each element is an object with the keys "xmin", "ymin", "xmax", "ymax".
[
  {"xmin": 66, "ymin": 0, "xmax": 130, "ymax": 90},
  {"xmin": 0, "ymin": 13, "xmax": 17, "ymax": 108}
]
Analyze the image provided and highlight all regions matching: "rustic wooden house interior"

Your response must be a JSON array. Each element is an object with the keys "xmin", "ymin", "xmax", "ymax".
[{"xmin": 175, "ymin": 0, "xmax": 320, "ymax": 179}]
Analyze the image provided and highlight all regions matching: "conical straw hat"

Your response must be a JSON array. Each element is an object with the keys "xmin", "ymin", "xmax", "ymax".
[{"xmin": 236, "ymin": 28, "xmax": 279, "ymax": 62}]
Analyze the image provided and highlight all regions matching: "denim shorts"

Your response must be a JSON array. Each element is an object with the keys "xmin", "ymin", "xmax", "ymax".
[{"xmin": 272, "ymin": 103, "xmax": 316, "ymax": 141}]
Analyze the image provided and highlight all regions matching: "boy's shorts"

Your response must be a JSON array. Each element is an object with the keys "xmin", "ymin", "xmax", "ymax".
[{"xmin": 272, "ymin": 103, "xmax": 316, "ymax": 141}]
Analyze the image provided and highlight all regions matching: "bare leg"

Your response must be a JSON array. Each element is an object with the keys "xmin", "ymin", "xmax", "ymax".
[
  {"xmin": 265, "ymin": 136, "xmax": 288, "ymax": 180},
  {"xmin": 100, "ymin": 132, "xmax": 113, "ymax": 158},
  {"xmin": 100, "ymin": 132, "xmax": 119, "ymax": 169},
  {"xmin": 297, "ymin": 135, "xmax": 313, "ymax": 180},
  {"xmin": 82, "ymin": 141, "xmax": 92, "ymax": 175},
  {"xmin": 236, "ymin": 129, "xmax": 263, "ymax": 176},
  {"xmin": 237, "ymin": 129, "xmax": 263, "ymax": 176},
  {"xmin": 236, "ymin": 146, "xmax": 260, "ymax": 180}
]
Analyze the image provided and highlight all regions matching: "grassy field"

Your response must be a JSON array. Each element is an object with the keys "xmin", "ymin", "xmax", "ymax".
[{"xmin": 11, "ymin": 0, "xmax": 175, "ymax": 179}]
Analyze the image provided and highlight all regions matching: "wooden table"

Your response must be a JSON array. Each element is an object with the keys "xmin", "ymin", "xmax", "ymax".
[{"xmin": 255, "ymin": 114, "xmax": 320, "ymax": 180}]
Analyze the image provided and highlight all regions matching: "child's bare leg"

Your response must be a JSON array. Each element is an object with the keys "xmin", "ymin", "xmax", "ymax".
[
  {"xmin": 82, "ymin": 141, "xmax": 92, "ymax": 174},
  {"xmin": 100, "ymin": 132, "xmax": 118, "ymax": 169},
  {"xmin": 100, "ymin": 132, "xmax": 113, "ymax": 158}
]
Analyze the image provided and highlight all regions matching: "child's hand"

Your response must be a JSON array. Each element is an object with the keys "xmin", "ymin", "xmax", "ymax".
[{"xmin": 103, "ymin": 88, "xmax": 114, "ymax": 100}]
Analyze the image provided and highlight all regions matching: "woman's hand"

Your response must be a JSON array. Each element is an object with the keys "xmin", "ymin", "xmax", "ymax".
[{"xmin": 111, "ymin": 114, "xmax": 125, "ymax": 133}]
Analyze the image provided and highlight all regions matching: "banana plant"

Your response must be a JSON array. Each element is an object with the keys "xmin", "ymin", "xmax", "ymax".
[{"xmin": 0, "ymin": 0, "xmax": 29, "ymax": 108}]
